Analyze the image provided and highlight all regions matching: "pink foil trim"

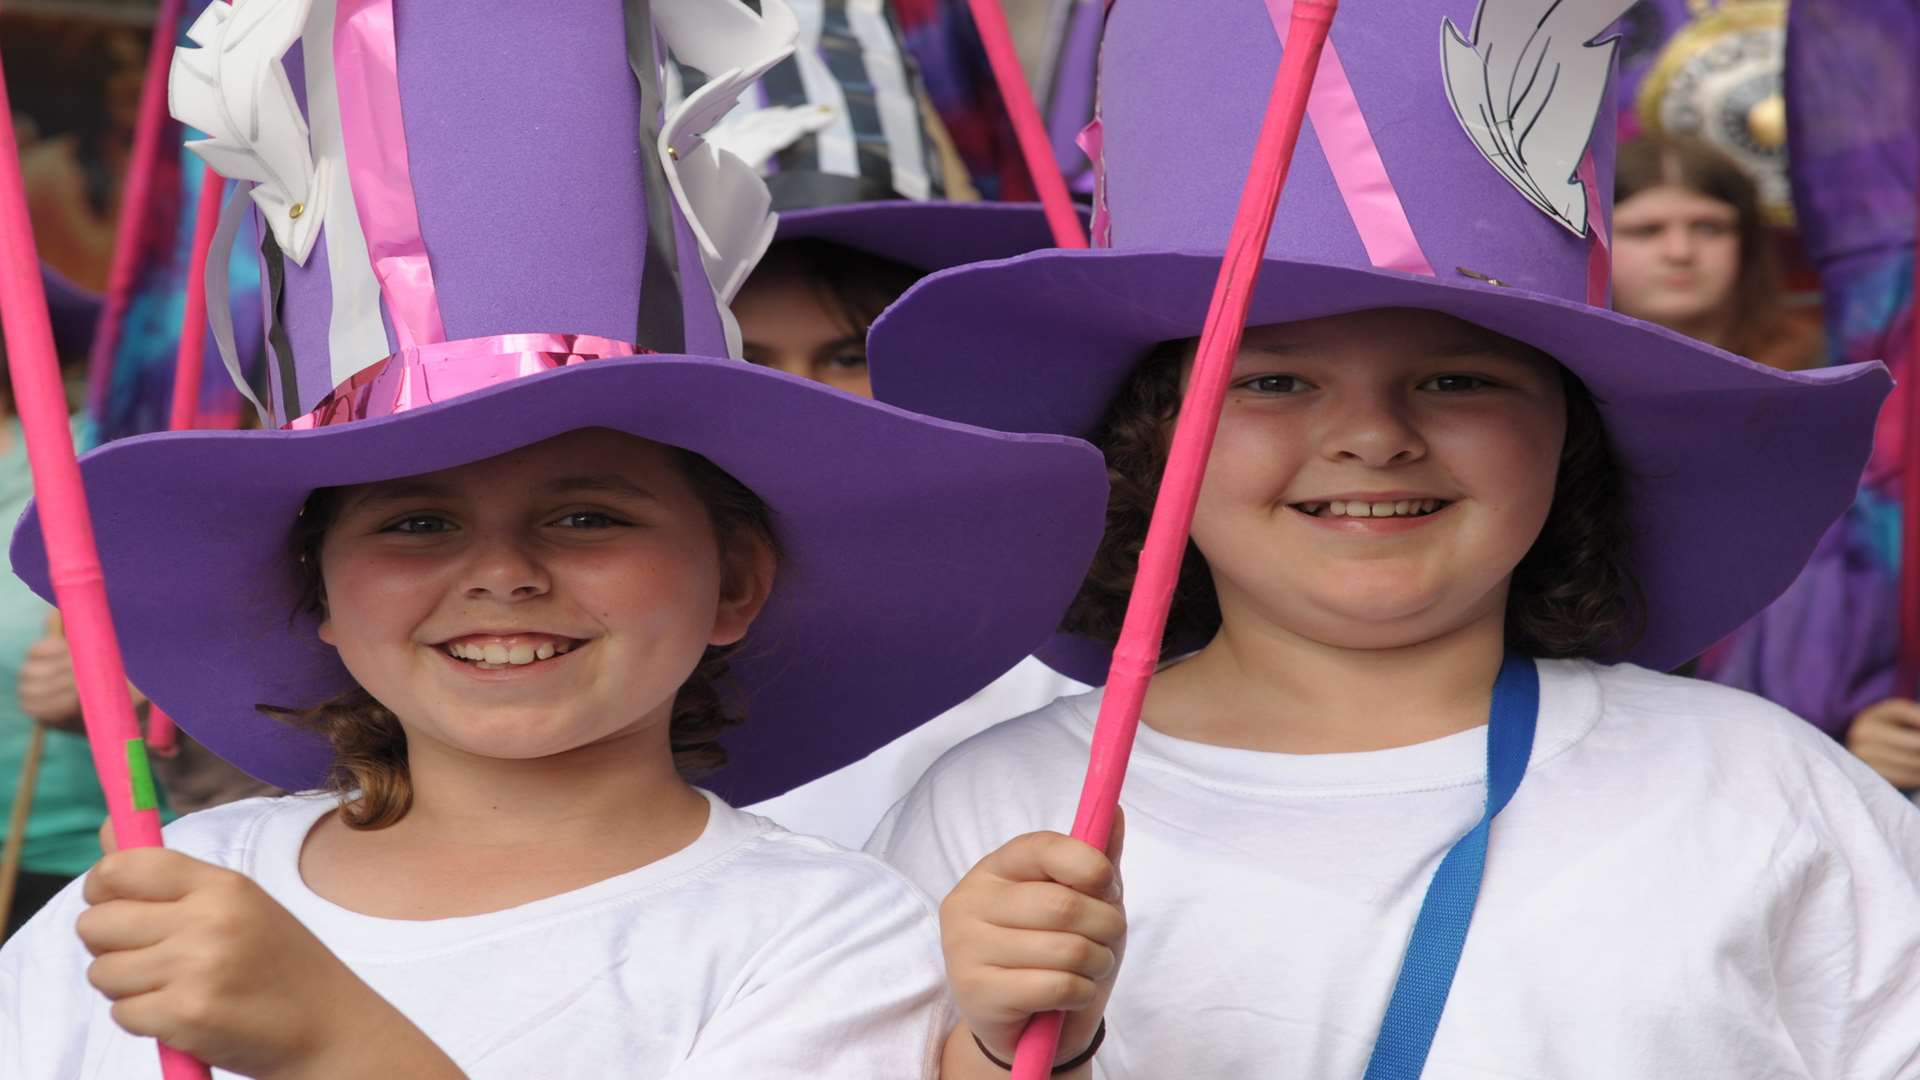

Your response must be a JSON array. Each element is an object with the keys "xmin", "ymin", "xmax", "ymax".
[
  {"xmin": 1076, "ymin": 115, "xmax": 1113, "ymax": 247},
  {"xmin": 335, "ymin": 0, "xmax": 447, "ymax": 350},
  {"xmin": 1576, "ymin": 149, "xmax": 1610, "ymax": 306},
  {"xmin": 286, "ymin": 333, "xmax": 644, "ymax": 430},
  {"xmin": 1264, "ymin": 0, "xmax": 1434, "ymax": 276}
]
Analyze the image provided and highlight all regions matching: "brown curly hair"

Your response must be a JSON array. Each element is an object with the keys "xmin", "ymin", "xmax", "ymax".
[
  {"xmin": 1060, "ymin": 333, "xmax": 1645, "ymax": 660},
  {"xmin": 260, "ymin": 447, "xmax": 779, "ymax": 830}
]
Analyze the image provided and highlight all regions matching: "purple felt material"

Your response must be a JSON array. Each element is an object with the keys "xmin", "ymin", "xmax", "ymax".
[
  {"xmin": 6, "ymin": 0, "xmax": 1111, "ymax": 804},
  {"xmin": 774, "ymin": 200, "xmax": 1061, "ymax": 272},
  {"xmin": 40, "ymin": 264, "xmax": 102, "ymax": 356},
  {"xmin": 867, "ymin": 0, "xmax": 1892, "ymax": 673}
]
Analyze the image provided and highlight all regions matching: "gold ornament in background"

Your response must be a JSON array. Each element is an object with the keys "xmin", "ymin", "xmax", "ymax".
[{"xmin": 1636, "ymin": 0, "xmax": 1794, "ymax": 225}]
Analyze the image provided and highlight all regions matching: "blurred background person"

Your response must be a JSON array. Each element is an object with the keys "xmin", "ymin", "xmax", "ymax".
[{"xmin": 1612, "ymin": 132, "xmax": 1821, "ymax": 372}]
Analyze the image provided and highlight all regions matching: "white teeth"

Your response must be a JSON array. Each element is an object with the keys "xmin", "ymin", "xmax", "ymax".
[
  {"xmin": 1312, "ymin": 499, "xmax": 1446, "ymax": 519},
  {"xmin": 444, "ymin": 639, "xmax": 575, "ymax": 666}
]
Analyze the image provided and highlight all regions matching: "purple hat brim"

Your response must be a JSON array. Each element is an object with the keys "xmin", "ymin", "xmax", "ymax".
[
  {"xmin": 773, "ymin": 201, "xmax": 1063, "ymax": 272},
  {"xmin": 12, "ymin": 356, "xmax": 1107, "ymax": 804},
  {"xmin": 869, "ymin": 249, "xmax": 1893, "ymax": 672}
]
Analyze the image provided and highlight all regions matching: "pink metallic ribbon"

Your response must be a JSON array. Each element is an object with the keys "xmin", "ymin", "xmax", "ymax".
[
  {"xmin": 1576, "ymin": 149, "xmax": 1610, "ymax": 306},
  {"xmin": 1264, "ymin": 0, "xmax": 1435, "ymax": 276},
  {"xmin": 287, "ymin": 333, "xmax": 644, "ymax": 430},
  {"xmin": 1076, "ymin": 116, "xmax": 1113, "ymax": 247},
  {"xmin": 335, "ymin": 0, "xmax": 446, "ymax": 350}
]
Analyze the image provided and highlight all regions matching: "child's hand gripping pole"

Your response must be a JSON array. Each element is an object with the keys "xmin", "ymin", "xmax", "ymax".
[
  {"xmin": 0, "ymin": 45, "xmax": 213, "ymax": 1080},
  {"xmin": 1005, "ymin": 2, "xmax": 1340, "ymax": 1075},
  {"xmin": 965, "ymin": 0, "xmax": 1089, "ymax": 248}
]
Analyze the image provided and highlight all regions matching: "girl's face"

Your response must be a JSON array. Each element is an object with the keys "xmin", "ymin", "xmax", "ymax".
[
  {"xmin": 1191, "ymin": 309, "xmax": 1566, "ymax": 651},
  {"xmin": 1610, "ymin": 184, "xmax": 1742, "ymax": 329},
  {"xmin": 316, "ymin": 428, "xmax": 771, "ymax": 763},
  {"xmin": 736, "ymin": 265, "xmax": 875, "ymax": 398}
]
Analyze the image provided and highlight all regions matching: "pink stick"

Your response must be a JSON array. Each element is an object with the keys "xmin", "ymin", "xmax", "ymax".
[
  {"xmin": 1901, "ymin": 182, "xmax": 1920, "ymax": 694},
  {"xmin": 83, "ymin": 0, "xmax": 189, "ymax": 420},
  {"xmin": 0, "ymin": 40, "xmax": 210, "ymax": 1080},
  {"xmin": 965, "ymin": 0, "xmax": 1088, "ymax": 248},
  {"xmin": 1005, "ymin": 2, "xmax": 1339, "ymax": 1075}
]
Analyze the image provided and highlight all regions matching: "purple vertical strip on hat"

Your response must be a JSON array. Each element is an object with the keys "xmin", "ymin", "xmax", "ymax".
[{"xmin": 623, "ymin": 0, "xmax": 687, "ymax": 355}]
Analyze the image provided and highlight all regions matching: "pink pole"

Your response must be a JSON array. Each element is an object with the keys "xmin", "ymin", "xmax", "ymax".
[
  {"xmin": 1901, "ymin": 182, "xmax": 1920, "ymax": 695},
  {"xmin": 0, "ymin": 40, "xmax": 212, "ymax": 1080},
  {"xmin": 82, "ymin": 0, "xmax": 189, "ymax": 421},
  {"xmin": 1006, "ymin": 2, "xmax": 1339, "ymax": 1074},
  {"xmin": 965, "ymin": 0, "xmax": 1088, "ymax": 248}
]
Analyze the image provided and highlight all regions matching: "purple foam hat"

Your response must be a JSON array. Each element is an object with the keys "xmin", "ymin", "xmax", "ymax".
[
  {"xmin": 679, "ymin": 0, "xmax": 1060, "ymax": 271},
  {"xmin": 9, "ymin": 0, "xmax": 1106, "ymax": 805},
  {"xmin": 867, "ymin": 0, "xmax": 1891, "ymax": 678}
]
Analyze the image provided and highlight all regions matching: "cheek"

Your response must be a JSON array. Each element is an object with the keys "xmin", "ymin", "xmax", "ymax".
[{"xmin": 1436, "ymin": 411, "xmax": 1564, "ymax": 521}]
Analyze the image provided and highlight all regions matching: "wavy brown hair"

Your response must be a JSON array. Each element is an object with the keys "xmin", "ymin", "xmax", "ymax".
[
  {"xmin": 260, "ymin": 447, "xmax": 779, "ymax": 830},
  {"xmin": 1061, "ymin": 332, "xmax": 1644, "ymax": 660}
]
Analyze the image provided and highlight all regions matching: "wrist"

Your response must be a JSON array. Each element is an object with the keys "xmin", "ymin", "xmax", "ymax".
[{"xmin": 970, "ymin": 1018, "xmax": 1107, "ymax": 1074}]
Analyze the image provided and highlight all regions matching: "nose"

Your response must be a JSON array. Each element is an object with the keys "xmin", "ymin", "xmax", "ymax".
[
  {"xmin": 460, "ymin": 533, "xmax": 551, "ymax": 601},
  {"xmin": 1318, "ymin": 387, "xmax": 1427, "ymax": 468},
  {"xmin": 1658, "ymin": 225, "xmax": 1695, "ymax": 263}
]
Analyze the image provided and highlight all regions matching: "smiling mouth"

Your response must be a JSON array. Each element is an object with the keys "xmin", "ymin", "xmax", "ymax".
[
  {"xmin": 1291, "ymin": 498, "xmax": 1451, "ymax": 519},
  {"xmin": 440, "ymin": 638, "xmax": 584, "ymax": 671}
]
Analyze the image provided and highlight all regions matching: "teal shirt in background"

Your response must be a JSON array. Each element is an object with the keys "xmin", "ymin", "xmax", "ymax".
[{"xmin": 0, "ymin": 417, "xmax": 167, "ymax": 877}]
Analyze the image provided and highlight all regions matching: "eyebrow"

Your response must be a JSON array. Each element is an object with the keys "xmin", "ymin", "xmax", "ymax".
[{"xmin": 346, "ymin": 473, "xmax": 659, "ymax": 511}]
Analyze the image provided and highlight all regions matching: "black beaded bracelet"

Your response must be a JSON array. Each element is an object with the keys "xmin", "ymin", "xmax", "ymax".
[{"xmin": 972, "ymin": 1020, "xmax": 1107, "ymax": 1074}]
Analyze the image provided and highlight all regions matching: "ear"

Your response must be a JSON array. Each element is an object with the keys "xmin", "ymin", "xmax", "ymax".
[
  {"xmin": 317, "ymin": 613, "xmax": 336, "ymax": 647},
  {"xmin": 709, "ymin": 532, "xmax": 776, "ymax": 647}
]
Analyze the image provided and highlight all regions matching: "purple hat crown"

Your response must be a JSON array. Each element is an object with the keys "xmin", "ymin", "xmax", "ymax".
[
  {"xmin": 1086, "ymin": 0, "xmax": 1633, "ymax": 304},
  {"xmin": 170, "ymin": 0, "xmax": 803, "ymax": 429}
]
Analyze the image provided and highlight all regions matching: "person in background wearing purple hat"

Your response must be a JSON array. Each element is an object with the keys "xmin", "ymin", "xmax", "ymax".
[
  {"xmin": 860, "ymin": 1, "xmax": 1920, "ymax": 1075},
  {"xmin": 1612, "ymin": 134, "xmax": 1916, "ymax": 796},
  {"xmin": 680, "ymin": 2, "xmax": 1091, "ymax": 851},
  {"xmin": 0, "ymin": 0, "xmax": 1111, "ymax": 1075}
]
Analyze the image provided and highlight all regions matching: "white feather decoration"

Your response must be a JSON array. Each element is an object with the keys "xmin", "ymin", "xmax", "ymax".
[
  {"xmin": 653, "ymin": 0, "xmax": 799, "ymax": 308},
  {"xmin": 701, "ymin": 103, "xmax": 841, "ymax": 172},
  {"xmin": 169, "ymin": 0, "xmax": 328, "ymax": 265},
  {"xmin": 1441, "ymin": 0, "xmax": 1636, "ymax": 236}
]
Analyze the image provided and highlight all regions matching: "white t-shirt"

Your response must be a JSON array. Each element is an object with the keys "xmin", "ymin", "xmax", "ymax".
[
  {"xmin": 869, "ymin": 660, "xmax": 1920, "ymax": 1079},
  {"xmin": 749, "ymin": 656, "xmax": 1090, "ymax": 848},
  {"xmin": 4, "ymin": 789, "xmax": 947, "ymax": 1078}
]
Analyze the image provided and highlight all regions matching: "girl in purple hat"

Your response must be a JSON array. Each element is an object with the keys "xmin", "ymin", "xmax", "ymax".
[
  {"xmin": 862, "ymin": 1, "xmax": 1920, "ymax": 1076},
  {"xmin": 0, "ymin": 0, "xmax": 1108, "ymax": 1076}
]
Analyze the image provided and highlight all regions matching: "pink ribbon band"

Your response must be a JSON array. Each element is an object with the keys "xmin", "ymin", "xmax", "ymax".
[
  {"xmin": 287, "ymin": 333, "xmax": 644, "ymax": 430},
  {"xmin": 1576, "ymin": 149, "xmax": 1610, "ymax": 307},
  {"xmin": 335, "ymin": 0, "xmax": 446, "ymax": 350},
  {"xmin": 1264, "ymin": 0, "xmax": 1434, "ymax": 277}
]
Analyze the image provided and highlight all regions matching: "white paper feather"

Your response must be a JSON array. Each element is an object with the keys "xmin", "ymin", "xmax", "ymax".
[
  {"xmin": 653, "ymin": 0, "xmax": 799, "ymax": 314},
  {"xmin": 169, "ymin": 0, "xmax": 328, "ymax": 265},
  {"xmin": 1441, "ymin": 0, "xmax": 1636, "ymax": 236},
  {"xmin": 701, "ymin": 103, "xmax": 841, "ymax": 171}
]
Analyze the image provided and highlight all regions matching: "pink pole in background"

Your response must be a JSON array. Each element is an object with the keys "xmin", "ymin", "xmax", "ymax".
[
  {"xmin": 965, "ymin": 0, "xmax": 1089, "ymax": 248},
  {"xmin": 0, "ymin": 38, "xmax": 211, "ymax": 1080},
  {"xmin": 82, "ymin": 0, "xmax": 188, "ymax": 421},
  {"xmin": 1006, "ymin": 1, "xmax": 1339, "ymax": 1075},
  {"xmin": 1901, "ymin": 182, "xmax": 1920, "ymax": 694}
]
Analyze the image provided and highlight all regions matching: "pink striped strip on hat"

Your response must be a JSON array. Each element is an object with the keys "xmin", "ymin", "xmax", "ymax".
[
  {"xmin": 335, "ymin": 0, "xmax": 446, "ymax": 350},
  {"xmin": 1263, "ymin": 0, "xmax": 1435, "ymax": 277},
  {"xmin": 1576, "ymin": 148, "xmax": 1610, "ymax": 306}
]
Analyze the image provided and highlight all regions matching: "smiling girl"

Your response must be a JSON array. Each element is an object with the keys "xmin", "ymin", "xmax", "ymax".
[
  {"xmin": 861, "ymin": 1, "xmax": 1920, "ymax": 1076},
  {"xmin": 0, "ymin": 2, "xmax": 1105, "ymax": 1076}
]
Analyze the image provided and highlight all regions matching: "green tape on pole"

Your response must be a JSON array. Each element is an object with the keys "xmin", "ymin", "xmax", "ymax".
[{"xmin": 125, "ymin": 738, "xmax": 158, "ymax": 812}]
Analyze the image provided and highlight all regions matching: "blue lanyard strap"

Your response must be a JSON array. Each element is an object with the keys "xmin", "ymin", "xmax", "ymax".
[{"xmin": 1362, "ymin": 654, "xmax": 1540, "ymax": 1080}]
